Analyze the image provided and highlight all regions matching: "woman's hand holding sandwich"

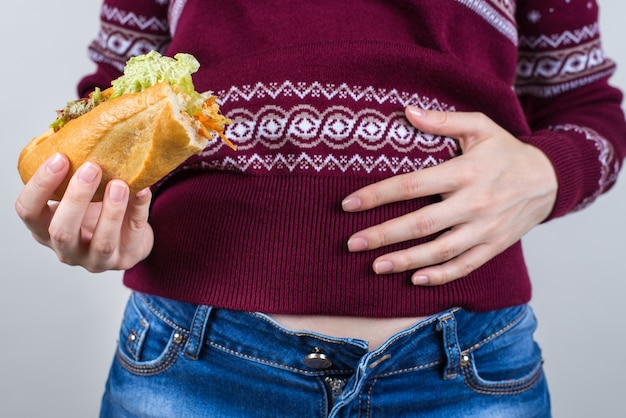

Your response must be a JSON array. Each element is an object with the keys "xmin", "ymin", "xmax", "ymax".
[
  {"xmin": 14, "ymin": 51, "xmax": 233, "ymax": 272},
  {"xmin": 15, "ymin": 153, "xmax": 154, "ymax": 272}
]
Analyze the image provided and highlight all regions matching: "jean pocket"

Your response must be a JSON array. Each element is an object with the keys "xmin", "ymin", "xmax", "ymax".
[
  {"xmin": 460, "ymin": 307, "xmax": 545, "ymax": 395},
  {"xmin": 115, "ymin": 293, "xmax": 188, "ymax": 376}
]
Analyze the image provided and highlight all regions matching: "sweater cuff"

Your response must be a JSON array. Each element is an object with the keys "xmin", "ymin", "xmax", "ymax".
[{"xmin": 518, "ymin": 128, "xmax": 602, "ymax": 222}]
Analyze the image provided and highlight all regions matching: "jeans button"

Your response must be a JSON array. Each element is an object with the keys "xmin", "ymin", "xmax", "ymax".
[{"xmin": 304, "ymin": 347, "xmax": 333, "ymax": 369}]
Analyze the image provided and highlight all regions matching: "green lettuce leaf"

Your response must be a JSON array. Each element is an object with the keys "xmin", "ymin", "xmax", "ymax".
[
  {"xmin": 110, "ymin": 51, "xmax": 202, "ymax": 100},
  {"xmin": 50, "ymin": 51, "xmax": 206, "ymax": 130}
]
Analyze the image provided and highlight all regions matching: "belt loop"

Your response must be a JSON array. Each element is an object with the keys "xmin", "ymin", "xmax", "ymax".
[
  {"xmin": 436, "ymin": 312, "xmax": 461, "ymax": 380},
  {"xmin": 184, "ymin": 305, "xmax": 212, "ymax": 360}
]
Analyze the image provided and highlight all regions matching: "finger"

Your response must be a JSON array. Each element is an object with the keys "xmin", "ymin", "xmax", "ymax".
[
  {"xmin": 405, "ymin": 106, "xmax": 498, "ymax": 149},
  {"xmin": 123, "ymin": 188, "xmax": 152, "ymax": 238},
  {"xmin": 369, "ymin": 226, "xmax": 474, "ymax": 276},
  {"xmin": 15, "ymin": 153, "xmax": 69, "ymax": 241},
  {"xmin": 48, "ymin": 162, "xmax": 102, "ymax": 259},
  {"xmin": 343, "ymin": 109, "xmax": 497, "ymax": 213},
  {"xmin": 118, "ymin": 187, "xmax": 153, "ymax": 267},
  {"xmin": 86, "ymin": 180, "xmax": 130, "ymax": 270},
  {"xmin": 347, "ymin": 200, "xmax": 461, "ymax": 252},
  {"xmin": 410, "ymin": 243, "xmax": 496, "ymax": 286},
  {"xmin": 342, "ymin": 164, "xmax": 459, "ymax": 212}
]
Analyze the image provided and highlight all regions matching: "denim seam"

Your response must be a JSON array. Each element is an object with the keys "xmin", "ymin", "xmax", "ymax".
[
  {"xmin": 207, "ymin": 341, "xmax": 356, "ymax": 375},
  {"xmin": 185, "ymin": 306, "xmax": 210, "ymax": 360},
  {"xmin": 381, "ymin": 308, "xmax": 460, "ymax": 349},
  {"xmin": 365, "ymin": 378, "xmax": 377, "ymax": 418},
  {"xmin": 125, "ymin": 330, "xmax": 142, "ymax": 361},
  {"xmin": 317, "ymin": 377, "xmax": 329, "ymax": 417},
  {"xmin": 441, "ymin": 314, "xmax": 459, "ymax": 379},
  {"xmin": 138, "ymin": 293, "xmax": 189, "ymax": 333},
  {"xmin": 459, "ymin": 360, "xmax": 544, "ymax": 395},
  {"xmin": 373, "ymin": 359, "xmax": 441, "ymax": 378},
  {"xmin": 462, "ymin": 305, "xmax": 528, "ymax": 354},
  {"xmin": 115, "ymin": 337, "xmax": 186, "ymax": 376}
]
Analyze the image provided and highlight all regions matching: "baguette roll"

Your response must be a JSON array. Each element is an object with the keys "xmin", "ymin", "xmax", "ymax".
[{"xmin": 18, "ymin": 82, "xmax": 217, "ymax": 201}]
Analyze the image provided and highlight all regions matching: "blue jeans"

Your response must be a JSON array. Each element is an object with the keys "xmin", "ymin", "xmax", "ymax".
[{"xmin": 100, "ymin": 292, "xmax": 550, "ymax": 417}]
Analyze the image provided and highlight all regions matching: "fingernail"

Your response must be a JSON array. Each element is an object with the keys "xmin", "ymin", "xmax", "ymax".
[
  {"xmin": 347, "ymin": 237, "xmax": 368, "ymax": 252},
  {"xmin": 135, "ymin": 188, "xmax": 150, "ymax": 199},
  {"xmin": 46, "ymin": 153, "xmax": 66, "ymax": 174},
  {"xmin": 108, "ymin": 181, "xmax": 128, "ymax": 203},
  {"xmin": 374, "ymin": 260, "xmax": 394, "ymax": 274},
  {"xmin": 77, "ymin": 163, "xmax": 99, "ymax": 184},
  {"xmin": 407, "ymin": 106, "xmax": 426, "ymax": 118},
  {"xmin": 412, "ymin": 275, "xmax": 429, "ymax": 285},
  {"xmin": 342, "ymin": 197, "xmax": 362, "ymax": 211}
]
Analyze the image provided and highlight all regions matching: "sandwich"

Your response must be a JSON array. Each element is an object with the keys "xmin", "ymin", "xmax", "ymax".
[{"xmin": 18, "ymin": 50, "xmax": 234, "ymax": 201}]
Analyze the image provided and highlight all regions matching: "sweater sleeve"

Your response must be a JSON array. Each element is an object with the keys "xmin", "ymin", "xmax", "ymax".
[
  {"xmin": 515, "ymin": 0, "xmax": 626, "ymax": 220},
  {"xmin": 77, "ymin": 0, "xmax": 172, "ymax": 98}
]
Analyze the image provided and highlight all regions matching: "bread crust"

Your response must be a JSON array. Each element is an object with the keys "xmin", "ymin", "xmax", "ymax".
[{"xmin": 18, "ymin": 82, "xmax": 208, "ymax": 201}]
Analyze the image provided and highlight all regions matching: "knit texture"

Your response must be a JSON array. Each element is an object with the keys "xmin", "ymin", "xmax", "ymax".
[{"xmin": 77, "ymin": 0, "xmax": 626, "ymax": 316}]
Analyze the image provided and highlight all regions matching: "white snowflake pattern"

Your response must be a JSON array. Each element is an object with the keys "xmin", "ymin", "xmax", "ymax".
[{"xmin": 189, "ymin": 81, "xmax": 460, "ymax": 176}]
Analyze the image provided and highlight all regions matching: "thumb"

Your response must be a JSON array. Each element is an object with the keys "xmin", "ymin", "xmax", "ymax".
[{"xmin": 405, "ymin": 106, "xmax": 494, "ymax": 152}]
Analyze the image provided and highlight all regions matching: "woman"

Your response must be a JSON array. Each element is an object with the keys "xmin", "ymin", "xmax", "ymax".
[{"xmin": 16, "ymin": 1, "xmax": 626, "ymax": 416}]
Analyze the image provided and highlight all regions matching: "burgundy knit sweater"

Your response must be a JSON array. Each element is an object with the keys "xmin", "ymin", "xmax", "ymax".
[{"xmin": 78, "ymin": 0, "xmax": 626, "ymax": 317}]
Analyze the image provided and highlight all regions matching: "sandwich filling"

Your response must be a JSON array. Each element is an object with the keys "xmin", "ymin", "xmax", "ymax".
[{"xmin": 50, "ymin": 51, "xmax": 234, "ymax": 150}]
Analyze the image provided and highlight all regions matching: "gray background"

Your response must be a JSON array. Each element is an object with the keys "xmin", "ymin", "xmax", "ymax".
[{"xmin": 1, "ymin": 1, "xmax": 625, "ymax": 417}]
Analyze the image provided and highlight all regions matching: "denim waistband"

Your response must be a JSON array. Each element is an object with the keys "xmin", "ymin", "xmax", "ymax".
[{"xmin": 134, "ymin": 292, "xmax": 530, "ymax": 379}]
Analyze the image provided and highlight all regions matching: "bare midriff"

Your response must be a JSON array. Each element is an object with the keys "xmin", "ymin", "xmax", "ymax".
[{"xmin": 268, "ymin": 314, "xmax": 430, "ymax": 351}]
